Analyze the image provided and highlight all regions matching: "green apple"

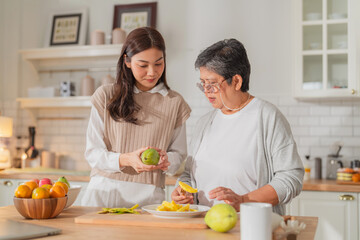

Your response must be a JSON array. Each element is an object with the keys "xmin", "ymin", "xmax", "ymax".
[
  {"xmin": 141, "ymin": 148, "xmax": 160, "ymax": 165},
  {"xmin": 204, "ymin": 204, "xmax": 237, "ymax": 233},
  {"xmin": 58, "ymin": 176, "xmax": 70, "ymax": 188}
]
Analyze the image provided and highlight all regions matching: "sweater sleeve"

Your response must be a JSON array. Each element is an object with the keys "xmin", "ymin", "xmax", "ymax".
[{"xmin": 263, "ymin": 104, "xmax": 304, "ymax": 204}]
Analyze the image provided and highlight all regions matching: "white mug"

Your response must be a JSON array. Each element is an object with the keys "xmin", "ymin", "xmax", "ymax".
[{"xmin": 240, "ymin": 202, "xmax": 272, "ymax": 240}]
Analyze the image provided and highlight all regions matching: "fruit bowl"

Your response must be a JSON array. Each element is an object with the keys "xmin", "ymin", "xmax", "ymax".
[
  {"xmin": 13, "ymin": 196, "xmax": 67, "ymax": 219},
  {"xmin": 65, "ymin": 185, "xmax": 82, "ymax": 209}
]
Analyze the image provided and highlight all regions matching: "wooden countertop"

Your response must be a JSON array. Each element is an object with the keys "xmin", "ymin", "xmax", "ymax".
[
  {"xmin": 2, "ymin": 169, "xmax": 359, "ymax": 192},
  {"xmin": 302, "ymin": 179, "xmax": 360, "ymax": 193},
  {"xmin": 0, "ymin": 205, "xmax": 318, "ymax": 240},
  {"xmin": 0, "ymin": 169, "xmax": 179, "ymax": 186}
]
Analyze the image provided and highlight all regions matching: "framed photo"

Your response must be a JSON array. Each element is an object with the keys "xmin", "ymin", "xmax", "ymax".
[
  {"xmin": 45, "ymin": 9, "xmax": 88, "ymax": 47},
  {"xmin": 113, "ymin": 2, "xmax": 157, "ymax": 35}
]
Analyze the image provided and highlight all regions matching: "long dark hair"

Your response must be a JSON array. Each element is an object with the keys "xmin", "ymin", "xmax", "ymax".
[{"xmin": 108, "ymin": 27, "xmax": 170, "ymax": 124}]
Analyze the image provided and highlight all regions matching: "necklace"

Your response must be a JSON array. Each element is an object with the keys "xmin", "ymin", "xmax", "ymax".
[{"xmin": 220, "ymin": 92, "xmax": 251, "ymax": 111}]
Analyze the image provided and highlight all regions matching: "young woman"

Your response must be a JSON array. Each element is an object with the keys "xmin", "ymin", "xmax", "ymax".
[{"xmin": 82, "ymin": 27, "xmax": 191, "ymax": 208}]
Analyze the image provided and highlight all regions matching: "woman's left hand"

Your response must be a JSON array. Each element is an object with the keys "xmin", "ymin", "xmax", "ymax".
[
  {"xmin": 153, "ymin": 148, "xmax": 170, "ymax": 171},
  {"xmin": 208, "ymin": 187, "xmax": 243, "ymax": 212}
]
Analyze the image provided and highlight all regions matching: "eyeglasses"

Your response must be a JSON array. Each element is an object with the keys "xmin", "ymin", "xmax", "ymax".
[{"xmin": 196, "ymin": 79, "xmax": 228, "ymax": 93}]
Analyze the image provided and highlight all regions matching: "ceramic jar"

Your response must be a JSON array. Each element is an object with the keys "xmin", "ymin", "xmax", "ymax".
[
  {"xmin": 112, "ymin": 28, "xmax": 126, "ymax": 44},
  {"xmin": 91, "ymin": 30, "xmax": 105, "ymax": 45},
  {"xmin": 81, "ymin": 75, "xmax": 95, "ymax": 96}
]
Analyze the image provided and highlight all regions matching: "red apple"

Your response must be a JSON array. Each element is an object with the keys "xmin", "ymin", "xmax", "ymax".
[
  {"xmin": 39, "ymin": 178, "xmax": 52, "ymax": 187},
  {"xmin": 31, "ymin": 178, "xmax": 40, "ymax": 185}
]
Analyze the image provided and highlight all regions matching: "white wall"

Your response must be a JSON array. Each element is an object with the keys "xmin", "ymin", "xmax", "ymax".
[{"xmin": 0, "ymin": 0, "xmax": 359, "ymax": 172}]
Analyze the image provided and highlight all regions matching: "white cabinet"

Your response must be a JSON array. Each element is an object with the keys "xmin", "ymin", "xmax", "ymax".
[
  {"xmin": 289, "ymin": 191, "xmax": 358, "ymax": 240},
  {"xmin": 0, "ymin": 179, "xmax": 24, "ymax": 207},
  {"xmin": 293, "ymin": 0, "xmax": 360, "ymax": 99}
]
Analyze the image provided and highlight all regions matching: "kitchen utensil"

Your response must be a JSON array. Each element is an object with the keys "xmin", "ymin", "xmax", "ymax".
[
  {"xmin": 112, "ymin": 28, "xmax": 126, "ymax": 44},
  {"xmin": 240, "ymin": 202, "xmax": 272, "ymax": 240},
  {"xmin": 13, "ymin": 196, "xmax": 67, "ymax": 219},
  {"xmin": 75, "ymin": 211, "xmax": 208, "ymax": 229},
  {"xmin": 326, "ymin": 158, "xmax": 343, "ymax": 179},
  {"xmin": 142, "ymin": 204, "xmax": 210, "ymax": 219},
  {"xmin": 81, "ymin": 75, "xmax": 95, "ymax": 96}
]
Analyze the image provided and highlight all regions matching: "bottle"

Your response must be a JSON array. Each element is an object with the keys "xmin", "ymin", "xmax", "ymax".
[
  {"xmin": 304, "ymin": 155, "xmax": 311, "ymax": 181},
  {"xmin": 314, "ymin": 157, "xmax": 322, "ymax": 179}
]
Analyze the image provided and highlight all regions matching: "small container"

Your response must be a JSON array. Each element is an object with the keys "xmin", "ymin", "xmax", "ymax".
[
  {"xmin": 90, "ymin": 30, "xmax": 105, "ymax": 45},
  {"xmin": 101, "ymin": 74, "xmax": 115, "ymax": 85},
  {"xmin": 81, "ymin": 75, "xmax": 95, "ymax": 96},
  {"xmin": 112, "ymin": 28, "xmax": 126, "ymax": 44},
  {"xmin": 314, "ymin": 157, "xmax": 322, "ymax": 179}
]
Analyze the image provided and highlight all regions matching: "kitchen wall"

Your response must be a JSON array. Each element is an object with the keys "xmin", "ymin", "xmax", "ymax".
[{"xmin": 0, "ymin": 0, "xmax": 359, "ymax": 172}]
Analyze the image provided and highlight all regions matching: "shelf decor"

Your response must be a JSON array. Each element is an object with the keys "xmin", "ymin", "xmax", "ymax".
[
  {"xmin": 45, "ymin": 9, "xmax": 88, "ymax": 47},
  {"xmin": 113, "ymin": 2, "xmax": 157, "ymax": 35}
]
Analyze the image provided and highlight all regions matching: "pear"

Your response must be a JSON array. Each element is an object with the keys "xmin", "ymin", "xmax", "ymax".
[
  {"xmin": 141, "ymin": 148, "xmax": 160, "ymax": 165},
  {"xmin": 58, "ymin": 176, "xmax": 70, "ymax": 188},
  {"xmin": 205, "ymin": 204, "xmax": 237, "ymax": 233}
]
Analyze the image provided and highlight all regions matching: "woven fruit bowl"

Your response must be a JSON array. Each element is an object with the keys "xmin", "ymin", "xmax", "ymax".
[{"xmin": 13, "ymin": 196, "xmax": 67, "ymax": 219}]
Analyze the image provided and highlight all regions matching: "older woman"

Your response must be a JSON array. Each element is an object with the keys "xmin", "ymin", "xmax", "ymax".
[{"xmin": 171, "ymin": 39, "xmax": 304, "ymax": 215}]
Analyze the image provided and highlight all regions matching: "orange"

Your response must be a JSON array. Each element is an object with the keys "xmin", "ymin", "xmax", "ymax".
[
  {"xmin": 53, "ymin": 181, "xmax": 68, "ymax": 194},
  {"xmin": 352, "ymin": 173, "xmax": 360, "ymax": 182},
  {"xmin": 41, "ymin": 184, "xmax": 52, "ymax": 191},
  {"xmin": 49, "ymin": 185, "xmax": 66, "ymax": 198},
  {"xmin": 14, "ymin": 185, "xmax": 32, "ymax": 198},
  {"xmin": 32, "ymin": 187, "xmax": 50, "ymax": 199},
  {"xmin": 24, "ymin": 181, "xmax": 38, "ymax": 192}
]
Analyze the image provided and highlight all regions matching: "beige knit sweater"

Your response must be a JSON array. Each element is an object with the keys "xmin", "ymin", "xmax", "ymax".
[{"xmin": 90, "ymin": 84, "xmax": 191, "ymax": 188}]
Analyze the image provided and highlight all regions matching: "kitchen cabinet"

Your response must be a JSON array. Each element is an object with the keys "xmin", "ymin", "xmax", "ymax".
[
  {"xmin": 0, "ymin": 179, "xmax": 24, "ymax": 207},
  {"xmin": 293, "ymin": 0, "xmax": 360, "ymax": 99},
  {"xmin": 17, "ymin": 44, "xmax": 122, "ymax": 109},
  {"xmin": 288, "ymin": 191, "xmax": 358, "ymax": 240}
]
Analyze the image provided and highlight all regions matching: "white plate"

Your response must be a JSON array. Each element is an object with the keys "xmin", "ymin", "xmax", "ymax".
[{"xmin": 142, "ymin": 204, "xmax": 210, "ymax": 219}]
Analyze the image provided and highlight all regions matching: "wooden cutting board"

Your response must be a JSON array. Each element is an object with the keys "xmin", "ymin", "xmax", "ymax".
[{"xmin": 74, "ymin": 211, "xmax": 208, "ymax": 229}]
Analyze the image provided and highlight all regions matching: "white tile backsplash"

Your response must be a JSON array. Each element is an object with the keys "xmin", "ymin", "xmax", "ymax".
[{"xmin": 1, "ymin": 94, "xmax": 360, "ymax": 171}]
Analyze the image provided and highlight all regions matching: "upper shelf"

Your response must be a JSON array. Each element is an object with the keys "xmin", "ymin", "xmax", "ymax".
[
  {"xmin": 16, "ymin": 96, "xmax": 91, "ymax": 108},
  {"xmin": 18, "ymin": 44, "xmax": 123, "ymax": 72}
]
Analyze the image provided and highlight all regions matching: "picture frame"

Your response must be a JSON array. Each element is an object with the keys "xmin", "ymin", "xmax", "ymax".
[
  {"xmin": 44, "ymin": 9, "xmax": 88, "ymax": 47},
  {"xmin": 113, "ymin": 2, "xmax": 157, "ymax": 35}
]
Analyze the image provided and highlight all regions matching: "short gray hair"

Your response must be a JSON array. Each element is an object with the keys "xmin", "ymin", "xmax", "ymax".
[{"xmin": 195, "ymin": 39, "xmax": 250, "ymax": 92}]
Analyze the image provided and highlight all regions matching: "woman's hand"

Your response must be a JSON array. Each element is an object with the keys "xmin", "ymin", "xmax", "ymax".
[
  {"xmin": 208, "ymin": 187, "xmax": 243, "ymax": 211},
  {"xmin": 152, "ymin": 147, "xmax": 170, "ymax": 171},
  {"xmin": 119, "ymin": 147, "xmax": 158, "ymax": 173},
  {"xmin": 171, "ymin": 186, "xmax": 194, "ymax": 204},
  {"xmin": 119, "ymin": 147, "xmax": 171, "ymax": 173}
]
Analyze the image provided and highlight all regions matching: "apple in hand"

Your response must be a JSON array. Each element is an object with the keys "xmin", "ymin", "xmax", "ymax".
[{"xmin": 39, "ymin": 178, "xmax": 52, "ymax": 187}]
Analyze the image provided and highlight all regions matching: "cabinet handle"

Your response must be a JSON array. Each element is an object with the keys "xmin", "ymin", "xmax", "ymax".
[
  {"xmin": 4, "ymin": 180, "xmax": 13, "ymax": 187},
  {"xmin": 339, "ymin": 194, "xmax": 355, "ymax": 201},
  {"xmin": 351, "ymin": 89, "xmax": 356, "ymax": 95}
]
